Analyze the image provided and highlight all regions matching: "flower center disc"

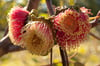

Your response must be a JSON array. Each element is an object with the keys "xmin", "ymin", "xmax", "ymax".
[{"xmin": 32, "ymin": 34, "xmax": 43, "ymax": 45}]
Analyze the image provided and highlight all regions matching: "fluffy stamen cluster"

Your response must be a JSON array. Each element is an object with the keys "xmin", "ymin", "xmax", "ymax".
[
  {"xmin": 8, "ymin": 7, "xmax": 54, "ymax": 55},
  {"xmin": 8, "ymin": 7, "xmax": 29, "ymax": 45},
  {"xmin": 54, "ymin": 8, "xmax": 91, "ymax": 49},
  {"xmin": 20, "ymin": 21, "xmax": 54, "ymax": 55}
]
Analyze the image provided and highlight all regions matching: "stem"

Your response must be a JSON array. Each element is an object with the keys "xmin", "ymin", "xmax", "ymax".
[
  {"xmin": 0, "ymin": 35, "xmax": 24, "ymax": 57},
  {"xmin": 46, "ymin": 0, "xmax": 69, "ymax": 66},
  {"xmin": 46, "ymin": 0, "xmax": 54, "ymax": 66},
  {"xmin": 50, "ymin": 49, "xmax": 53, "ymax": 66},
  {"xmin": 91, "ymin": 11, "xmax": 100, "ymax": 28},
  {"xmin": 3, "ymin": 26, "xmax": 8, "ymax": 36},
  {"xmin": 89, "ymin": 32, "xmax": 100, "ymax": 40},
  {"xmin": 26, "ymin": 0, "xmax": 40, "ymax": 11},
  {"xmin": 60, "ymin": 47, "xmax": 69, "ymax": 66},
  {"xmin": 46, "ymin": 0, "xmax": 54, "ymax": 15}
]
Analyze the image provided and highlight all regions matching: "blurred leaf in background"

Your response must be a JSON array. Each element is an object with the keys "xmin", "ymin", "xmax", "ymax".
[{"xmin": 0, "ymin": 0, "xmax": 15, "ymax": 30}]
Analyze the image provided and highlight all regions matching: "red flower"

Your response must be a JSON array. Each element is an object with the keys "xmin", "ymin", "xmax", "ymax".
[
  {"xmin": 8, "ymin": 7, "xmax": 29, "ymax": 45},
  {"xmin": 54, "ymin": 8, "xmax": 91, "ymax": 49}
]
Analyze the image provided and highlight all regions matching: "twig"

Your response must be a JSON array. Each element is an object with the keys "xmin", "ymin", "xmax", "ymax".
[
  {"xmin": 89, "ymin": 11, "xmax": 100, "ymax": 40},
  {"xmin": 91, "ymin": 10, "xmax": 100, "ymax": 28},
  {"xmin": 46, "ymin": 0, "xmax": 54, "ymax": 66},
  {"xmin": 50, "ymin": 49, "xmax": 53, "ymax": 66},
  {"xmin": 60, "ymin": 47, "xmax": 69, "ymax": 66},
  {"xmin": 89, "ymin": 32, "xmax": 100, "ymax": 40},
  {"xmin": 3, "ymin": 26, "xmax": 8, "ymax": 36},
  {"xmin": 0, "ymin": 35, "xmax": 24, "ymax": 57},
  {"xmin": 26, "ymin": 0, "xmax": 40, "ymax": 11},
  {"xmin": 95, "ymin": 11, "xmax": 100, "ymax": 21},
  {"xmin": 68, "ymin": 52, "xmax": 77, "ymax": 60},
  {"xmin": 90, "ymin": 19, "xmax": 100, "ymax": 28},
  {"xmin": 46, "ymin": 0, "xmax": 54, "ymax": 15}
]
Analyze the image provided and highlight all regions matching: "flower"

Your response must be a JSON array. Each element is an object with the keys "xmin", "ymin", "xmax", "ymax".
[
  {"xmin": 20, "ymin": 21, "xmax": 54, "ymax": 55},
  {"xmin": 8, "ymin": 7, "xmax": 29, "ymax": 45},
  {"xmin": 54, "ymin": 8, "xmax": 91, "ymax": 49}
]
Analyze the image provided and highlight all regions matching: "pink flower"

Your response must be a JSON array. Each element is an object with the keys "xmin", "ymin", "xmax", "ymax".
[
  {"xmin": 8, "ymin": 7, "xmax": 29, "ymax": 45},
  {"xmin": 54, "ymin": 8, "xmax": 91, "ymax": 49}
]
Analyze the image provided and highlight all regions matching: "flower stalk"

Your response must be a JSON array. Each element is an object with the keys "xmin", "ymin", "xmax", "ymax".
[
  {"xmin": 60, "ymin": 47, "xmax": 69, "ymax": 66},
  {"xmin": 46, "ymin": 0, "xmax": 54, "ymax": 65},
  {"xmin": 46, "ymin": 0, "xmax": 69, "ymax": 66}
]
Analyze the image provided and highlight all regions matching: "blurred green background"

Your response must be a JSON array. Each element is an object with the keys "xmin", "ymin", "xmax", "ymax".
[{"xmin": 0, "ymin": 0, "xmax": 100, "ymax": 66}]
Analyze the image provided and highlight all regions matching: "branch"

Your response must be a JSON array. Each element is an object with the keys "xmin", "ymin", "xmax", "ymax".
[
  {"xmin": 91, "ymin": 10, "xmax": 100, "ymax": 28},
  {"xmin": 0, "ymin": 0, "xmax": 40, "ymax": 57},
  {"xmin": 60, "ymin": 47, "xmax": 69, "ymax": 66},
  {"xmin": 46, "ymin": 0, "xmax": 54, "ymax": 15},
  {"xmin": 89, "ymin": 32, "xmax": 100, "ymax": 40},
  {"xmin": 26, "ymin": 0, "xmax": 40, "ymax": 11},
  {"xmin": 0, "ymin": 35, "xmax": 24, "ymax": 57},
  {"xmin": 89, "ymin": 11, "xmax": 100, "ymax": 40}
]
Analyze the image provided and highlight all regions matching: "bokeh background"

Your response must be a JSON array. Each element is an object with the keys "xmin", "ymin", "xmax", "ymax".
[{"xmin": 0, "ymin": 0, "xmax": 100, "ymax": 66}]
